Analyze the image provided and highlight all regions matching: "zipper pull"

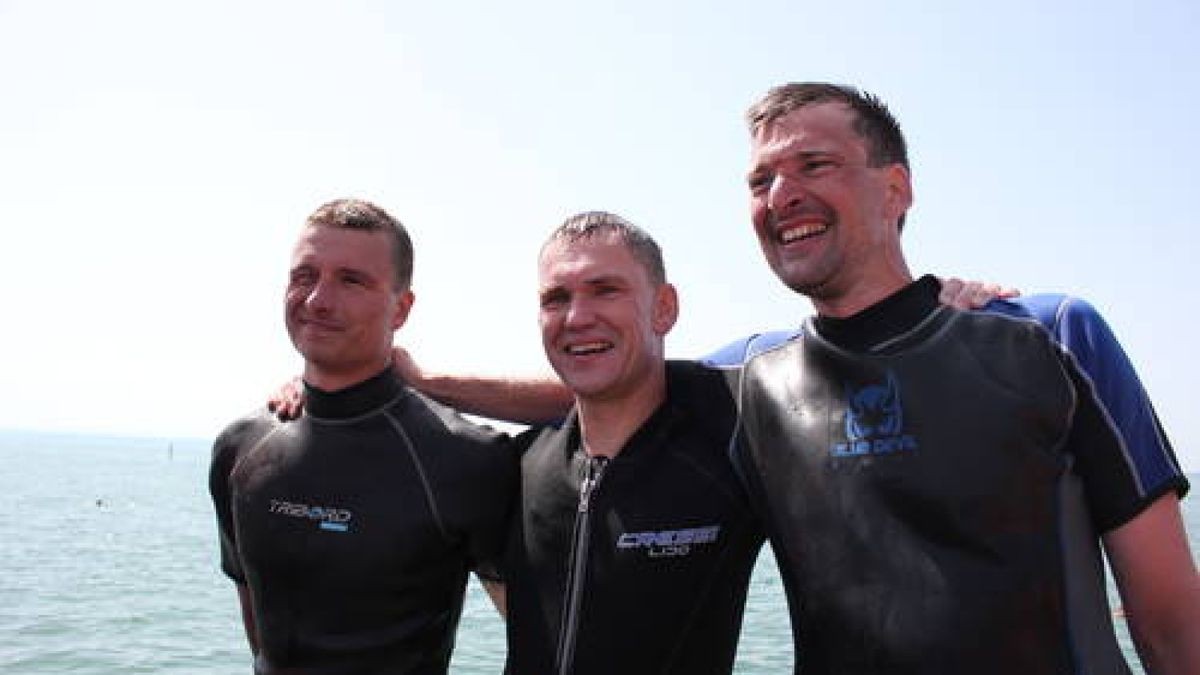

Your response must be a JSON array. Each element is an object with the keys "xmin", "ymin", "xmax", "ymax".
[{"xmin": 578, "ymin": 456, "xmax": 609, "ymax": 513}]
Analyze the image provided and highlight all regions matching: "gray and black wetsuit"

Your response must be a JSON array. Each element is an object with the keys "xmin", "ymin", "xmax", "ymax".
[{"xmin": 210, "ymin": 368, "xmax": 516, "ymax": 674}]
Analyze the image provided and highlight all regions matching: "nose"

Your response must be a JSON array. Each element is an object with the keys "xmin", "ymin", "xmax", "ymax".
[
  {"xmin": 563, "ymin": 297, "xmax": 595, "ymax": 329},
  {"xmin": 304, "ymin": 277, "xmax": 336, "ymax": 314},
  {"xmin": 766, "ymin": 171, "xmax": 805, "ymax": 219}
]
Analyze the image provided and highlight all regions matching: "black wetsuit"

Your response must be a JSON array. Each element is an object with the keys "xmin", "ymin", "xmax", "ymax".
[
  {"xmin": 734, "ymin": 277, "xmax": 1178, "ymax": 675},
  {"xmin": 209, "ymin": 368, "xmax": 516, "ymax": 674},
  {"xmin": 504, "ymin": 361, "xmax": 764, "ymax": 675}
]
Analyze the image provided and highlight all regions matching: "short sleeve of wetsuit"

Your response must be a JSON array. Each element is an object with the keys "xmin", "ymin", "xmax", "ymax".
[
  {"xmin": 1040, "ymin": 296, "xmax": 1188, "ymax": 503},
  {"xmin": 482, "ymin": 425, "xmax": 554, "ymax": 584},
  {"xmin": 1060, "ymin": 351, "xmax": 1188, "ymax": 533},
  {"xmin": 460, "ymin": 431, "xmax": 524, "ymax": 584},
  {"xmin": 209, "ymin": 424, "xmax": 245, "ymax": 582},
  {"xmin": 208, "ymin": 411, "xmax": 276, "ymax": 583}
]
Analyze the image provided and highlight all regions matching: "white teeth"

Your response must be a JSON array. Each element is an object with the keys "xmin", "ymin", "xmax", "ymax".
[
  {"xmin": 781, "ymin": 223, "xmax": 827, "ymax": 243},
  {"xmin": 567, "ymin": 341, "xmax": 610, "ymax": 355}
]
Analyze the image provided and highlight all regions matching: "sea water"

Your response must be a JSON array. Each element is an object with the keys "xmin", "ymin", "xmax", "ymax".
[{"xmin": 1, "ymin": 430, "xmax": 1191, "ymax": 673}]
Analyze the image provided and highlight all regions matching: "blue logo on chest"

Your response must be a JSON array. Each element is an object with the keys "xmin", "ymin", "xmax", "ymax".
[{"xmin": 832, "ymin": 371, "xmax": 919, "ymax": 457}]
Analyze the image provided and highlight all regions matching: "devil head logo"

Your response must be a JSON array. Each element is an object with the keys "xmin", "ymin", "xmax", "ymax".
[{"xmin": 845, "ymin": 372, "xmax": 903, "ymax": 441}]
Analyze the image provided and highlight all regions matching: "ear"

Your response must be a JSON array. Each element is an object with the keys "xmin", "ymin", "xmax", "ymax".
[
  {"xmin": 883, "ymin": 163, "xmax": 913, "ymax": 226},
  {"xmin": 652, "ymin": 283, "xmax": 679, "ymax": 336},
  {"xmin": 391, "ymin": 289, "xmax": 415, "ymax": 331}
]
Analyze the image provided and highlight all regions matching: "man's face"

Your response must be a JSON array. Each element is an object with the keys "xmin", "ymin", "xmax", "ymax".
[
  {"xmin": 747, "ymin": 102, "xmax": 910, "ymax": 305},
  {"xmin": 285, "ymin": 226, "xmax": 413, "ymax": 386},
  {"xmin": 537, "ymin": 234, "xmax": 677, "ymax": 404}
]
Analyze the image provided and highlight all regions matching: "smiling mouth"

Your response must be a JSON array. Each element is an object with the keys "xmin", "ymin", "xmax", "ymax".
[
  {"xmin": 565, "ymin": 341, "xmax": 612, "ymax": 356},
  {"xmin": 302, "ymin": 319, "xmax": 343, "ymax": 332},
  {"xmin": 779, "ymin": 222, "xmax": 828, "ymax": 244}
]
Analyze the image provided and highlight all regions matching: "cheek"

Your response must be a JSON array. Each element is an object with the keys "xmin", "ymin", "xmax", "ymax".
[
  {"xmin": 749, "ymin": 196, "xmax": 775, "ymax": 243},
  {"xmin": 284, "ymin": 293, "xmax": 303, "ymax": 317},
  {"xmin": 749, "ymin": 195, "xmax": 767, "ymax": 227},
  {"xmin": 538, "ymin": 313, "xmax": 557, "ymax": 343}
]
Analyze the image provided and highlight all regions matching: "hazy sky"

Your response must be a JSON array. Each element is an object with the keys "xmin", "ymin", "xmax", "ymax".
[{"xmin": 2, "ymin": 0, "xmax": 1197, "ymax": 468}]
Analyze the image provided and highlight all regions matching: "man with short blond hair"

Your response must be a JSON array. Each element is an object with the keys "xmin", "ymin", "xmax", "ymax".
[{"xmin": 210, "ymin": 198, "xmax": 516, "ymax": 674}]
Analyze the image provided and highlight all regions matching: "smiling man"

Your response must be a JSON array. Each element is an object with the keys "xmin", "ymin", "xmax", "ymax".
[
  {"xmin": 726, "ymin": 82, "xmax": 1200, "ymax": 675},
  {"xmin": 209, "ymin": 199, "xmax": 515, "ymax": 674},
  {"xmin": 500, "ymin": 212, "xmax": 763, "ymax": 674}
]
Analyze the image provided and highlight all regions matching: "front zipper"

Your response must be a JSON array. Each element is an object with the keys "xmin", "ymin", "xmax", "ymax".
[{"xmin": 554, "ymin": 454, "xmax": 610, "ymax": 675}]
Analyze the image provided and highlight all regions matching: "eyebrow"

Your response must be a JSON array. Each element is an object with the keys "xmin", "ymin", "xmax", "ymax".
[
  {"xmin": 538, "ymin": 273, "xmax": 628, "ymax": 295},
  {"xmin": 748, "ymin": 149, "xmax": 843, "ymax": 178},
  {"xmin": 289, "ymin": 261, "xmax": 378, "ymax": 280}
]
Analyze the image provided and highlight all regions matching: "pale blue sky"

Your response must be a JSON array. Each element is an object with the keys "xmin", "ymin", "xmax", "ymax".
[{"xmin": 1, "ymin": 0, "xmax": 1197, "ymax": 468}]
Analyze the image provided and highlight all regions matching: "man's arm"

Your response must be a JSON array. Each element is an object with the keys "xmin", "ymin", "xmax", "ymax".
[
  {"xmin": 391, "ymin": 347, "xmax": 572, "ymax": 425},
  {"xmin": 266, "ymin": 348, "xmax": 573, "ymax": 424},
  {"xmin": 1041, "ymin": 295, "xmax": 1197, "ymax": 673},
  {"xmin": 236, "ymin": 583, "xmax": 260, "ymax": 654},
  {"xmin": 210, "ymin": 416, "xmax": 275, "ymax": 660},
  {"xmin": 1103, "ymin": 493, "xmax": 1200, "ymax": 674},
  {"xmin": 478, "ymin": 577, "xmax": 507, "ymax": 618}
]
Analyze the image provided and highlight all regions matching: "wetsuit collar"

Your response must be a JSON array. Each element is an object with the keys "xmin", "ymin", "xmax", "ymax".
[
  {"xmin": 811, "ymin": 275, "xmax": 942, "ymax": 352},
  {"xmin": 564, "ymin": 381, "xmax": 682, "ymax": 464},
  {"xmin": 304, "ymin": 367, "xmax": 403, "ymax": 420}
]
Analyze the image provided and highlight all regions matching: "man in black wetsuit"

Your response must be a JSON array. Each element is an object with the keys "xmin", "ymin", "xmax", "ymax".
[
  {"xmin": 732, "ymin": 82, "xmax": 1200, "ymax": 674},
  {"xmin": 209, "ymin": 199, "xmax": 515, "ymax": 674},
  {"xmin": 500, "ymin": 212, "xmax": 763, "ymax": 674}
]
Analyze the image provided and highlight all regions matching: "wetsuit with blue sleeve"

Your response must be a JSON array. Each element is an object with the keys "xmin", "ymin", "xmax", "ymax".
[
  {"xmin": 722, "ymin": 276, "xmax": 1188, "ymax": 674},
  {"xmin": 210, "ymin": 367, "xmax": 516, "ymax": 675},
  {"xmin": 704, "ymin": 283, "xmax": 1185, "ymax": 507}
]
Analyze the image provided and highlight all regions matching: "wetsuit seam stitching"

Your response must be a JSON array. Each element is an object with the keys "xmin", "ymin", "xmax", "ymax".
[
  {"xmin": 865, "ymin": 304, "xmax": 948, "ymax": 353},
  {"xmin": 383, "ymin": 410, "xmax": 452, "ymax": 543}
]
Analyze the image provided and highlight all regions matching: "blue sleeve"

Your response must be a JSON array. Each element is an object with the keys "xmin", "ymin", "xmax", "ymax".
[
  {"xmin": 991, "ymin": 295, "xmax": 1188, "ymax": 502},
  {"xmin": 700, "ymin": 330, "xmax": 800, "ymax": 366}
]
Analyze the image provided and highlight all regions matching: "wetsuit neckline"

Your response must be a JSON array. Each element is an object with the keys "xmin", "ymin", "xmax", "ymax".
[
  {"xmin": 304, "ymin": 367, "xmax": 403, "ymax": 419},
  {"xmin": 811, "ymin": 275, "xmax": 941, "ymax": 352},
  {"xmin": 564, "ymin": 368, "xmax": 690, "ymax": 464}
]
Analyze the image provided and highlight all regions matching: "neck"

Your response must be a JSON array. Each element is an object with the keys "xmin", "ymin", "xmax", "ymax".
[
  {"xmin": 811, "ymin": 275, "xmax": 940, "ymax": 351},
  {"xmin": 811, "ymin": 253, "xmax": 912, "ymax": 318},
  {"xmin": 574, "ymin": 370, "xmax": 667, "ymax": 459},
  {"xmin": 303, "ymin": 357, "xmax": 392, "ymax": 393}
]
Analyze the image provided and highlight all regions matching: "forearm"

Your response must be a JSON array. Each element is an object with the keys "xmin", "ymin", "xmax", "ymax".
[
  {"xmin": 1105, "ymin": 494, "xmax": 1200, "ymax": 674},
  {"xmin": 391, "ymin": 346, "xmax": 573, "ymax": 424},
  {"xmin": 236, "ymin": 583, "xmax": 260, "ymax": 655},
  {"xmin": 1125, "ymin": 584, "xmax": 1200, "ymax": 674},
  {"xmin": 413, "ymin": 372, "xmax": 573, "ymax": 425},
  {"xmin": 478, "ymin": 576, "xmax": 507, "ymax": 618}
]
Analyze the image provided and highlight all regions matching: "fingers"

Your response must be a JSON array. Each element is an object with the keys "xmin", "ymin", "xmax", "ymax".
[
  {"xmin": 268, "ymin": 376, "xmax": 305, "ymax": 421},
  {"xmin": 939, "ymin": 277, "xmax": 1021, "ymax": 310},
  {"xmin": 995, "ymin": 284, "xmax": 1021, "ymax": 299},
  {"xmin": 938, "ymin": 277, "xmax": 966, "ymax": 305},
  {"xmin": 391, "ymin": 346, "xmax": 422, "ymax": 384}
]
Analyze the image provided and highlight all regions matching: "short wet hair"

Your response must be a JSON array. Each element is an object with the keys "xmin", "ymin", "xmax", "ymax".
[
  {"xmin": 541, "ymin": 211, "xmax": 666, "ymax": 285},
  {"xmin": 746, "ymin": 82, "xmax": 909, "ymax": 170},
  {"xmin": 304, "ymin": 198, "xmax": 414, "ymax": 290}
]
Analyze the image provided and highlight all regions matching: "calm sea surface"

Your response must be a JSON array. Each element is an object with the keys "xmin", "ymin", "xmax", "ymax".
[{"xmin": 1, "ymin": 430, "xmax": 1192, "ymax": 673}]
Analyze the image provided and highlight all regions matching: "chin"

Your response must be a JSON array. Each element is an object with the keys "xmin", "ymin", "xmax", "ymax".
[{"xmin": 565, "ymin": 378, "xmax": 617, "ymax": 401}]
